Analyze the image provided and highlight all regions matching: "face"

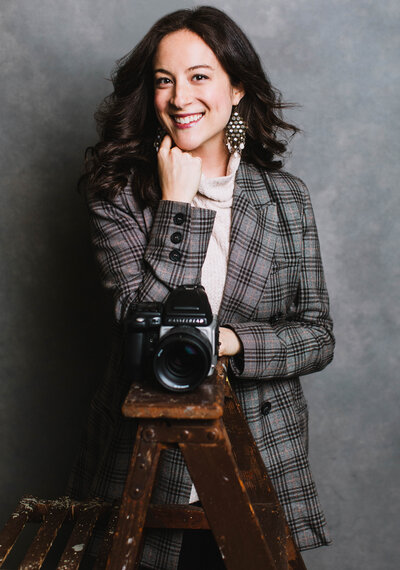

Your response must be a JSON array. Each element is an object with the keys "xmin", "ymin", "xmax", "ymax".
[{"xmin": 153, "ymin": 29, "xmax": 244, "ymax": 159}]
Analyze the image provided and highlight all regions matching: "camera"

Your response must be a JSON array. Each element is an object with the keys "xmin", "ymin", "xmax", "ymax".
[{"xmin": 124, "ymin": 285, "xmax": 219, "ymax": 392}]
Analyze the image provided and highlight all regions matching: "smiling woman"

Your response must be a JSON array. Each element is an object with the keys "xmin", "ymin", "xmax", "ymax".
[
  {"xmin": 153, "ymin": 30, "xmax": 244, "ymax": 176},
  {"xmin": 69, "ymin": 5, "xmax": 335, "ymax": 570}
]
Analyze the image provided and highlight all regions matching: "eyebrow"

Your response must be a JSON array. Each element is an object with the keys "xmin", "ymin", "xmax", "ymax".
[{"xmin": 154, "ymin": 64, "xmax": 214, "ymax": 75}]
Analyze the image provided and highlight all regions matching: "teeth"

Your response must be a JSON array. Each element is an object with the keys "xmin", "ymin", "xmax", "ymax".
[{"xmin": 174, "ymin": 113, "xmax": 203, "ymax": 125}]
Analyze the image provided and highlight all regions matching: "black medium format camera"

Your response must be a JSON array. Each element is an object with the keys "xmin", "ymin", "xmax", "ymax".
[{"xmin": 124, "ymin": 285, "xmax": 219, "ymax": 392}]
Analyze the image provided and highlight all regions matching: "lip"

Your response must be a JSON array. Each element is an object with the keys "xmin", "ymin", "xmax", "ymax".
[{"xmin": 171, "ymin": 112, "xmax": 204, "ymax": 129}]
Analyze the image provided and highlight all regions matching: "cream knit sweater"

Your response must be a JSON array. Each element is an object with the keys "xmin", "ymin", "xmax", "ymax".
[
  {"xmin": 191, "ymin": 153, "xmax": 241, "ymax": 315},
  {"xmin": 188, "ymin": 152, "xmax": 241, "ymax": 503}
]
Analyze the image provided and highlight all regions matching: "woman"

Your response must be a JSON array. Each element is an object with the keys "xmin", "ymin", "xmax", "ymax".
[{"xmin": 69, "ymin": 6, "xmax": 335, "ymax": 569}]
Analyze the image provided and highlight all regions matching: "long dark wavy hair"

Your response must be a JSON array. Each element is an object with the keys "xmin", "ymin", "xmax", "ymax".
[{"xmin": 81, "ymin": 6, "xmax": 299, "ymax": 208}]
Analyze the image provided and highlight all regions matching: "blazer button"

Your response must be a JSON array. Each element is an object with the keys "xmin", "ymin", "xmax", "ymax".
[
  {"xmin": 173, "ymin": 212, "xmax": 186, "ymax": 225},
  {"xmin": 169, "ymin": 249, "xmax": 182, "ymax": 262},
  {"xmin": 261, "ymin": 402, "xmax": 272, "ymax": 416},
  {"xmin": 170, "ymin": 231, "xmax": 183, "ymax": 244}
]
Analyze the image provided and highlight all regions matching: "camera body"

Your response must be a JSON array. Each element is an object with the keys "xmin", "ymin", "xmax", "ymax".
[{"xmin": 124, "ymin": 285, "xmax": 219, "ymax": 392}]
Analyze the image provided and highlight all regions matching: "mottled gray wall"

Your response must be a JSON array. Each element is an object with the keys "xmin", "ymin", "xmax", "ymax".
[{"xmin": 1, "ymin": 1, "xmax": 399, "ymax": 568}]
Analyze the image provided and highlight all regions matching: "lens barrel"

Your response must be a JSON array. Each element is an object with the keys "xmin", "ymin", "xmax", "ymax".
[{"xmin": 153, "ymin": 326, "xmax": 212, "ymax": 392}]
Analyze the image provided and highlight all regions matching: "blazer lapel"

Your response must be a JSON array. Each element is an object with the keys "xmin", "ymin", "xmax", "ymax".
[{"xmin": 219, "ymin": 162, "xmax": 278, "ymax": 323}]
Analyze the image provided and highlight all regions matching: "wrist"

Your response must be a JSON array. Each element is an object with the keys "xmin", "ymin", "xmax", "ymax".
[
  {"xmin": 218, "ymin": 326, "xmax": 243, "ymax": 357},
  {"xmin": 161, "ymin": 189, "xmax": 192, "ymax": 203}
]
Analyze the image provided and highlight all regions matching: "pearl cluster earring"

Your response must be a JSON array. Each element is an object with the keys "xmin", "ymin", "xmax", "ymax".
[{"xmin": 225, "ymin": 106, "xmax": 247, "ymax": 155}]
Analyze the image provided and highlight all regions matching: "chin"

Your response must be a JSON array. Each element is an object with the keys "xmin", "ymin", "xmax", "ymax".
[
  {"xmin": 171, "ymin": 138, "xmax": 201, "ymax": 153},
  {"xmin": 181, "ymin": 144, "xmax": 200, "ymax": 152}
]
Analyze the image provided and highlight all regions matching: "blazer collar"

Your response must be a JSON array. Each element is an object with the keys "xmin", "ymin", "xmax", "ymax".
[
  {"xmin": 218, "ymin": 160, "xmax": 278, "ymax": 322},
  {"xmin": 234, "ymin": 160, "xmax": 276, "ymax": 209}
]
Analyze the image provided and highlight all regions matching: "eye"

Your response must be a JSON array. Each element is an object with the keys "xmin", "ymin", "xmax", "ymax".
[
  {"xmin": 155, "ymin": 77, "xmax": 172, "ymax": 87},
  {"xmin": 192, "ymin": 74, "xmax": 208, "ymax": 81}
]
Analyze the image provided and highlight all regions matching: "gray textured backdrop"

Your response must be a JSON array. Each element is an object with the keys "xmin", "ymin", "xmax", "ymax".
[{"xmin": 1, "ymin": 1, "xmax": 399, "ymax": 568}]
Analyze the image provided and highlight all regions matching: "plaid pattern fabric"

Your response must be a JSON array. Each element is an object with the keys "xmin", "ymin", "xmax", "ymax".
[{"xmin": 67, "ymin": 161, "xmax": 334, "ymax": 569}]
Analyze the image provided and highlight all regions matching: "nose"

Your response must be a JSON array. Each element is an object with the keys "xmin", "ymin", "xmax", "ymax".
[{"xmin": 170, "ymin": 80, "xmax": 192, "ymax": 109}]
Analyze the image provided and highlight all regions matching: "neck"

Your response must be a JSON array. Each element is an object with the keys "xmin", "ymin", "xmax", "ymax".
[{"xmin": 191, "ymin": 142, "xmax": 230, "ymax": 178}]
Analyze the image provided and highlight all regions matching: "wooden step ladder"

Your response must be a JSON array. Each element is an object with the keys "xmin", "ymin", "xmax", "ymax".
[{"xmin": 0, "ymin": 358, "xmax": 307, "ymax": 569}]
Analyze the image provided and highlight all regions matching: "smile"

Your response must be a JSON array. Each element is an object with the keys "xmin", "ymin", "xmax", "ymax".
[{"xmin": 172, "ymin": 113, "xmax": 204, "ymax": 128}]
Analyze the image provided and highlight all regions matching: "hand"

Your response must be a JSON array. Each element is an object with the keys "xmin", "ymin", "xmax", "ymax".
[
  {"xmin": 218, "ymin": 327, "xmax": 243, "ymax": 357},
  {"xmin": 157, "ymin": 135, "xmax": 202, "ymax": 203}
]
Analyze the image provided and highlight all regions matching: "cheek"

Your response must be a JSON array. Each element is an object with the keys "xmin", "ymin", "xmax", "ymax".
[
  {"xmin": 211, "ymin": 87, "xmax": 235, "ymax": 120},
  {"xmin": 154, "ymin": 93, "xmax": 167, "ymax": 116},
  {"xmin": 214, "ymin": 100, "xmax": 234, "ymax": 127}
]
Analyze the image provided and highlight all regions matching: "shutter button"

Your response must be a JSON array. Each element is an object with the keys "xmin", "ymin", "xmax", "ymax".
[
  {"xmin": 169, "ymin": 249, "xmax": 182, "ymax": 262},
  {"xmin": 261, "ymin": 402, "xmax": 272, "ymax": 416},
  {"xmin": 173, "ymin": 213, "xmax": 186, "ymax": 225},
  {"xmin": 170, "ymin": 231, "xmax": 183, "ymax": 244}
]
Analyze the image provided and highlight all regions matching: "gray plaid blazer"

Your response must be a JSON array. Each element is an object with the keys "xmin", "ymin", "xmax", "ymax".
[{"xmin": 68, "ymin": 160, "xmax": 334, "ymax": 569}]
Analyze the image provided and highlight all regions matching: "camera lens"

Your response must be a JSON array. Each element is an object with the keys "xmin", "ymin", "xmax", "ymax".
[
  {"xmin": 153, "ymin": 327, "xmax": 212, "ymax": 392},
  {"xmin": 168, "ymin": 343, "xmax": 198, "ymax": 374}
]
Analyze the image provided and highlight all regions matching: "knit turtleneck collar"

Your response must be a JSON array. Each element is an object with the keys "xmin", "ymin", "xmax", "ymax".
[{"xmin": 196, "ymin": 153, "xmax": 241, "ymax": 206}]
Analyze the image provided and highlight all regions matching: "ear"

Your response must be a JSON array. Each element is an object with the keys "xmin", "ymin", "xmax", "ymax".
[{"xmin": 232, "ymin": 83, "xmax": 245, "ymax": 106}]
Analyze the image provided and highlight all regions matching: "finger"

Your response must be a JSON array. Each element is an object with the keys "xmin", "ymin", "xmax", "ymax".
[
  {"xmin": 158, "ymin": 133, "xmax": 172, "ymax": 151},
  {"xmin": 170, "ymin": 145, "xmax": 183, "ymax": 155},
  {"xmin": 188, "ymin": 152, "xmax": 202, "ymax": 163}
]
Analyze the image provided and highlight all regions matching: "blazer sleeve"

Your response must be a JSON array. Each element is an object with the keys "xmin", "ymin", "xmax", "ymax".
[
  {"xmin": 228, "ymin": 181, "xmax": 335, "ymax": 379},
  {"xmin": 86, "ymin": 186, "xmax": 216, "ymax": 322}
]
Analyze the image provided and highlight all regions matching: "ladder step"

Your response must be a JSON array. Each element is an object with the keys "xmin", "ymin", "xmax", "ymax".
[
  {"xmin": 0, "ymin": 498, "xmax": 34, "ymax": 565},
  {"xmin": 144, "ymin": 503, "xmax": 281, "ymax": 531},
  {"xmin": 20, "ymin": 504, "xmax": 69, "ymax": 570},
  {"xmin": 145, "ymin": 504, "xmax": 209, "ymax": 529},
  {"xmin": 0, "ymin": 498, "xmax": 114, "ymax": 570},
  {"xmin": 93, "ymin": 504, "xmax": 120, "ymax": 570},
  {"xmin": 56, "ymin": 503, "xmax": 103, "ymax": 569}
]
